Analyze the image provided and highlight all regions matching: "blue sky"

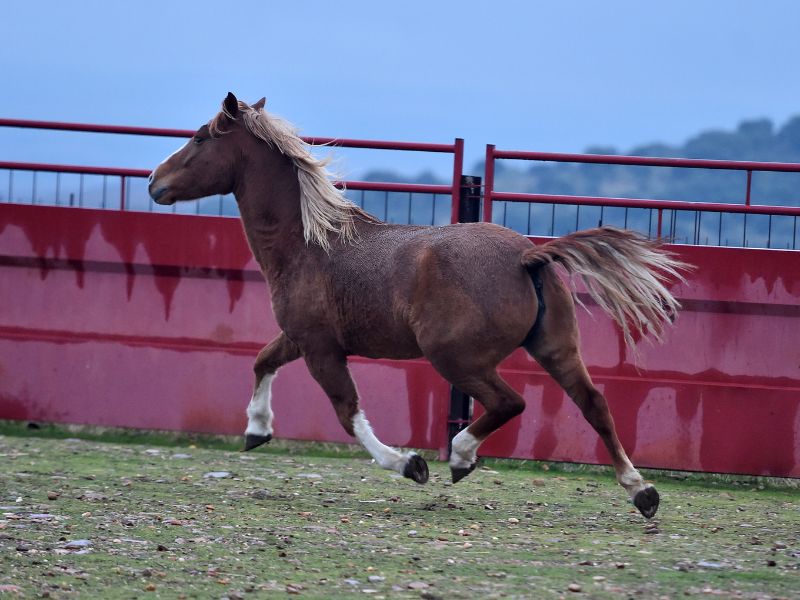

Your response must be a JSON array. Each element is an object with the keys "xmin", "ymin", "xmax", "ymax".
[{"xmin": 2, "ymin": 1, "xmax": 800, "ymax": 179}]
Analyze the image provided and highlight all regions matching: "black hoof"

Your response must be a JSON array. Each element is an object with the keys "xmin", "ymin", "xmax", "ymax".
[
  {"xmin": 402, "ymin": 454, "xmax": 429, "ymax": 484},
  {"xmin": 450, "ymin": 463, "xmax": 477, "ymax": 484},
  {"xmin": 243, "ymin": 433, "xmax": 272, "ymax": 452},
  {"xmin": 633, "ymin": 486, "xmax": 660, "ymax": 519}
]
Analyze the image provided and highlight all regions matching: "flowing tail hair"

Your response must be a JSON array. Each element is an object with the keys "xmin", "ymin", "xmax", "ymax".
[{"xmin": 521, "ymin": 226, "xmax": 693, "ymax": 348}]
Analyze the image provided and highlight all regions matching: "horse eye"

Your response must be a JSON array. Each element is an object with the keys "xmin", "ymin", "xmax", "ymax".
[{"xmin": 193, "ymin": 136, "xmax": 205, "ymax": 145}]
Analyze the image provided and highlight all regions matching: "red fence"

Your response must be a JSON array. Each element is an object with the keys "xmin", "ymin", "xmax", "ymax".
[
  {"xmin": 483, "ymin": 146, "xmax": 800, "ymax": 241},
  {"xmin": 1, "ymin": 119, "xmax": 799, "ymax": 477}
]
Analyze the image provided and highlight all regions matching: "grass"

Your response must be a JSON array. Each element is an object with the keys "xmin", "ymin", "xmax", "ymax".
[{"xmin": 0, "ymin": 423, "xmax": 798, "ymax": 599}]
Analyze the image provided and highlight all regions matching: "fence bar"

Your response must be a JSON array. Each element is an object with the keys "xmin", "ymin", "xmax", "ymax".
[
  {"xmin": 490, "ymin": 191, "xmax": 800, "ymax": 218},
  {"xmin": 492, "ymin": 149, "xmax": 800, "ymax": 173},
  {"xmin": 449, "ymin": 138, "xmax": 465, "ymax": 224},
  {"xmin": 483, "ymin": 144, "xmax": 496, "ymax": 223}
]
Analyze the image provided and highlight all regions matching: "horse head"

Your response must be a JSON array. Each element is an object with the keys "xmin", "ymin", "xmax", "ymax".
[{"xmin": 148, "ymin": 92, "xmax": 263, "ymax": 205}]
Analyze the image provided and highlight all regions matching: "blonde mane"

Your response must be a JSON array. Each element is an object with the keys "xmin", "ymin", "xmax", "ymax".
[{"xmin": 210, "ymin": 100, "xmax": 381, "ymax": 252}]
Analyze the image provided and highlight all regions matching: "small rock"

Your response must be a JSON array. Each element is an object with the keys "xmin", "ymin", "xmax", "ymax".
[
  {"xmin": 251, "ymin": 489, "xmax": 271, "ymax": 500},
  {"xmin": 171, "ymin": 453, "xmax": 191, "ymax": 459},
  {"xmin": 344, "ymin": 579, "xmax": 360, "ymax": 586},
  {"xmin": 645, "ymin": 527, "xmax": 661, "ymax": 534},
  {"xmin": 15, "ymin": 544, "xmax": 30, "ymax": 552},
  {"xmin": 157, "ymin": 544, "xmax": 168, "ymax": 552},
  {"xmin": 47, "ymin": 491, "xmax": 59, "ymax": 500},
  {"xmin": 407, "ymin": 530, "xmax": 418, "ymax": 537},
  {"xmin": 203, "ymin": 471, "xmax": 231, "ymax": 479},
  {"xmin": 773, "ymin": 541, "xmax": 787, "ymax": 550},
  {"xmin": 507, "ymin": 517, "xmax": 520, "ymax": 524},
  {"xmin": 407, "ymin": 581, "xmax": 430, "ymax": 590},
  {"xmin": 367, "ymin": 575, "xmax": 385, "ymax": 583},
  {"xmin": 285, "ymin": 584, "xmax": 303, "ymax": 594},
  {"xmin": 145, "ymin": 449, "xmax": 161, "ymax": 455},
  {"xmin": 0, "ymin": 585, "xmax": 22, "ymax": 594},
  {"xmin": 592, "ymin": 576, "xmax": 606, "ymax": 582},
  {"xmin": 568, "ymin": 583, "xmax": 582, "ymax": 592},
  {"xmin": 63, "ymin": 539, "xmax": 92, "ymax": 549},
  {"xmin": 766, "ymin": 559, "xmax": 777, "ymax": 567},
  {"xmin": 697, "ymin": 561, "xmax": 724, "ymax": 569}
]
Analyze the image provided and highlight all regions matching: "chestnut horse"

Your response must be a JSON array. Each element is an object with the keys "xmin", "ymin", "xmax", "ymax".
[{"xmin": 149, "ymin": 93, "xmax": 688, "ymax": 519}]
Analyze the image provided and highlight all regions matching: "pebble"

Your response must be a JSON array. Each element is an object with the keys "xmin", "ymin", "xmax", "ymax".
[
  {"xmin": 407, "ymin": 581, "xmax": 430, "ymax": 590},
  {"xmin": 203, "ymin": 471, "xmax": 231, "ymax": 479},
  {"xmin": 63, "ymin": 539, "xmax": 92, "ymax": 549},
  {"xmin": 568, "ymin": 583, "xmax": 582, "ymax": 592},
  {"xmin": 171, "ymin": 453, "xmax": 191, "ymax": 459},
  {"xmin": 407, "ymin": 530, "xmax": 418, "ymax": 537},
  {"xmin": 47, "ymin": 491, "xmax": 59, "ymax": 500},
  {"xmin": 368, "ymin": 576, "xmax": 385, "ymax": 583},
  {"xmin": 507, "ymin": 517, "xmax": 520, "ymax": 524},
  {"xmin": 251, "ymin": 489, "xmax": 271, "ymax": 500},
  {"xmin": 697, "ymin": 561, "xmax": 724, "ymax": 569}
]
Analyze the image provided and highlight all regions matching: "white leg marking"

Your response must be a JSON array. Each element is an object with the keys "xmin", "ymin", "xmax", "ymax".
[
  {"xmin": 449, "ymin": 428, "xmax": 480, "ymax": 470},
  {"xmin": 617, "ymin": 456, "xmax": 649, "ymax": 498},
  {"xmin": 245, "ymin": 374, "xmax": 275, "ymax": 437},
  {"xmin": 352, "ymin": 411, "xmax": 415, "ymax": 474}
]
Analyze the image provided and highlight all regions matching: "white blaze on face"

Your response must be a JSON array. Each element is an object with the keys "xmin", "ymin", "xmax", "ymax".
[
  {"xmin": 153, "ymin": 141, "xmax": 190, "ymax": 180},
  {"xmin": 449, "ymin": 428, "xmax": 480, "ymax": 470},
  {"xmin": 352, "ymin": 411, "xmax": 415, "ymax": 474},
  {"xmin": 245, "ymin": 374, "xmax": 275, "ymax": 437}
]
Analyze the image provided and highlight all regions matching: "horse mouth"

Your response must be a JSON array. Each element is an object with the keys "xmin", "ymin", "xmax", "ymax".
[{"xmin": 149, "ymin": 185, "xmax": 174, "ymax": 205}]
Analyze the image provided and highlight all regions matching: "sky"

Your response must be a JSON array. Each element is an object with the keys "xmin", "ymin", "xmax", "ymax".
[{"xmin": 2, "ymin": 1, "xmax": 800, "ymax": 180}]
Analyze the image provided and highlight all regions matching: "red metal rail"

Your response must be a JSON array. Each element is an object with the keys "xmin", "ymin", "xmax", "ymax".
[
  {"xmin": 483, "ymin": 145, "xmax": 800, "ymax": 234},
  {"xmin": 0, "ymin": 119, "xmax": 463, "ymax": 213}
]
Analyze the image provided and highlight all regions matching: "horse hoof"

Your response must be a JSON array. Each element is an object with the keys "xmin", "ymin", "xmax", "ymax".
[
  {"xmin": 633, "ymin": 486, "xmax": 660, "ymax": 519},
  {"xmin": 402, "ymin": 454, "xmax": 429, "ymax": 484},
  {"xmin": 450, "ymin": 463, "xmax": 477, "ymax": 484},
  {"xmin": 243, "ymin": 433, "xmax": 272, "ymax": 452}
]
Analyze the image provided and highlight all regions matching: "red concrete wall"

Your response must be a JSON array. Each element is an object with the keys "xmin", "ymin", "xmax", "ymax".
[{"xmin": 1, "ymin": 204, "xmax": 798, "ymax": 476}]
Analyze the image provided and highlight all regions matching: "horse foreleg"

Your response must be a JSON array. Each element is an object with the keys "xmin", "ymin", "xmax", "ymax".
[
  {"xmin": 303, "ymin": 350, "xmax": 429, "ymax": 484},
  {"xmin": 243, "ymin": 332, "xmax": 301, "ymax": 451},
  {"xmin": 439, "ymin": 371, "xmax": 525, "ymax": 483}
]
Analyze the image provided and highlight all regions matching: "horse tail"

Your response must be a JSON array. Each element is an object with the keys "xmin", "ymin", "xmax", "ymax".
[{"xmin": 520, "ymin": 226, "xmax": 692, "ymax": 347}]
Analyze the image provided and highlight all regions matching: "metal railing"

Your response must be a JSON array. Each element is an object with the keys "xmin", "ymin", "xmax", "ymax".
[
  {"xmin": 484, "ymin": 146, "xmax": 800, "ymax": 248},
  {"xmin": 0, "ymin": 118, "xmax": 464, "ymax": 223}
]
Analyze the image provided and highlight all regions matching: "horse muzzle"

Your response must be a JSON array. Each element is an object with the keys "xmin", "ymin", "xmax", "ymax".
[{"xmin": 148, "ymin": 183, "xmax": 173, "ymax": 205}]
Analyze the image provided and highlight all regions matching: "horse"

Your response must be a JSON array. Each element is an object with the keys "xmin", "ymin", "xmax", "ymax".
[{"xmin": 149, "ymin": 92, "xmax": 689, "ymax": 519}]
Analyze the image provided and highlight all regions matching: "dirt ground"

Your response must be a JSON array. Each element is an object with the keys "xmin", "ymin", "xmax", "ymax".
[{"xmin": 0, "ymin": 430, "xmax": 798, "ymax": 599}]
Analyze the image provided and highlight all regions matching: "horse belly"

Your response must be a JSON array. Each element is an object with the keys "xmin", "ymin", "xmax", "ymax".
[{"xmin": 340, "ymin": 315, "xmax": 423, "ymax": 360}]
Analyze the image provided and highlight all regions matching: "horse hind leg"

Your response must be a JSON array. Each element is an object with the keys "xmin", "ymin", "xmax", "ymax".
[
  {"xmin": 244, "ymin": 332, "xmax": 301, "ymax": 451},
  {"xmin": 525, "ymin": 328, "xmax": 660, "ymax": 519}
]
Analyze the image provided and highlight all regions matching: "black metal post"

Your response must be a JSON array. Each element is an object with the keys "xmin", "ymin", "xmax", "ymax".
[{"xmin": 446, "ymin": 175, "xmax": 481, "ymax": 456}]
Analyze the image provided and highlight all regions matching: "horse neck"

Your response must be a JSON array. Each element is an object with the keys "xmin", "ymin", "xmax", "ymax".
[{"xmin": 233, "ymin": 146, "xmax": 311, "ymax": 280}]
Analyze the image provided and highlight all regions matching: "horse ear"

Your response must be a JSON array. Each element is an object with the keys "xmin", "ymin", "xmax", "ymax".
[
  {"xmin": 223, "ymin": 92, "xmax": 239, "ymax": 119},
  {"xmin": 252, "ymin": 97, "xmax": 266, "ymax": 111}
]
